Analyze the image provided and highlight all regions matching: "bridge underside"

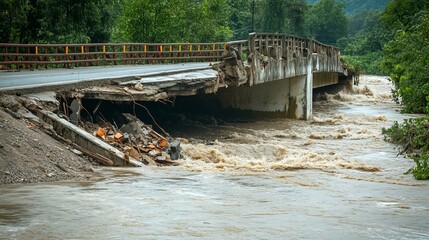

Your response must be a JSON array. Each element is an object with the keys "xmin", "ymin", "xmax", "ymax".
[{"xmin": 63, "ymin": 69, "xmax": 341, "ymax": 121}]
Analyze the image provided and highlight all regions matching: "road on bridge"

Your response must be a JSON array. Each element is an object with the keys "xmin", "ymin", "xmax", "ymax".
[{"xmin": 0, "ymin": 63, "xmax": 211, "ymax": 91}]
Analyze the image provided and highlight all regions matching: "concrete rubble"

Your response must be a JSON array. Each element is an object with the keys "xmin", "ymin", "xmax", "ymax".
[
  {"xmin": 0, "ymin": 93, "xmax": 182, "ymax": 168},
  {"xmin": 90, "ymin": 113, "xmax": 180, "ymax": 166}
]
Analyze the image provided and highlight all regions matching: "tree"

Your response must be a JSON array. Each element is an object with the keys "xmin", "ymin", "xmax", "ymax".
[
  {"xmin": 228, "ymin": 0, "xmax": 252, "ymax": 40},
  {"xmin": 0, "ymin": 0, "xmax": 118, "ymax": 43},
  {"xmin": 0, "ymin": 0, "xmax": 30, "ymax": 43},
  {"xmin": 306, "ymin": 0, "xmax": 348, "ymax": 45},
  {"xmin": 256, "ymin": 0, "xmax": 307, "ymax": 35},
  {"xmin": 112, "ymin": 0, "xmax": 232, "ymax": 43},
  {"xmin": 382, "ymin": 0, "xmax": 429, "ymax": 113}
]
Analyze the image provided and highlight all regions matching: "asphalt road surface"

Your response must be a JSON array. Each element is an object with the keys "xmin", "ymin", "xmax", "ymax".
[{"xmin": 0, "ymin": 63, "xmax": 211, "ymax": 91}]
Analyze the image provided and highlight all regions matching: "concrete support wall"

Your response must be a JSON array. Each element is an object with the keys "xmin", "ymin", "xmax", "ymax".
[
  {"xmin": 313, "ymin": 72, "xmax": 339, "ymax": 88},
  {"xmin": 218, "ymin": 74, "xmax": 312, "ymax": 120}
]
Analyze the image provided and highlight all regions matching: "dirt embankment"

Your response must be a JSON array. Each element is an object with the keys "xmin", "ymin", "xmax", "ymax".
[{"xmin": 0, "ymin": 108, "xmax": 96, "ymax": 184}]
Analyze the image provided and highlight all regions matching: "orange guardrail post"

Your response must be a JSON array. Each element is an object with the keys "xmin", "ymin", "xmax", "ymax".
[
  {"xmin": 198, "ymin": 45, "xmax": 200, "ymax": 52},
  {"xmin": 81, "ymin": 46, "xmax": 84, "ymax": 54},
  {"xmin": 170, "ymin": 45, "xmax": 172, "ymax": 52},
  {"xmin": 160, "ymin": 45, "xmax": 163, "ymax": 52},
  {"xmin": 223, "ymin": 44, "xmax": 227, "ymax": 50},
  {"xmin": 65, "ymin": 46, "xmax": 69, "ymax": 54},
  {"xmin": 35, "ymin": 46, "xmax": 38, "ymax": 55},
  {"xmin": 144, "ymin": 45, "xmax": 147, "ymax": 52},
  {"xmin": 103, "ymin": 45, "xmax": 106, "ymax": 53},
  {"xmin": 190, "ymin": 45, "xmax": 192, "ymax": 52}
]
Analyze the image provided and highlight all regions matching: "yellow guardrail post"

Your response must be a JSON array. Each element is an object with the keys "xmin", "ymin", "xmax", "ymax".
[
  {"xmin": 179, "ymin": 45, "xmax": 182, "ymax": 52},
  {"xmin": 103, "ymin": 45, "xmax": 106, "ymax": 53},
  {"xmin": 81, "ymin": 46, "xmax": 84, "ymax": 54},
  {"xmin": 35, "ymin": 46, "xmax": 38, "ymax": 55},
  {"xmin": 190, "ymin": 45, "xmax": 192, "ymax": 52},
  {"xmin": 123, "ymin": 45, "xmax": 126, "ymax": 53},
  {"xmin": 144, "ymin": 45, "xmax": 147, "ymax": 52}
]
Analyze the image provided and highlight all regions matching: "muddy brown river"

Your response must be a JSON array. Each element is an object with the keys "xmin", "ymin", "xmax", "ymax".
[{"xmin": 1, "ymin": 76, "xmax": 429, "ymax": 239}]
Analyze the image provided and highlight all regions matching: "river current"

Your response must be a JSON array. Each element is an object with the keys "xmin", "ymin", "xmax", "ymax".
[{"xmin": 1, "ymin": 76, "xmax": 428, "ymax": 239}]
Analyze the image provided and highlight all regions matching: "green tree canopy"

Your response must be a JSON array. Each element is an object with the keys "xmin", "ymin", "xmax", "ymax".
[
  {"xmin": 382, "ymin": 0, "xmax": 429, "ymax": 113},
  {"xmin": 306, "ymin": 0, "xmax": 348, "ymax": 45},
  {"xmin": 255, "ymin": 0, "xmax": 307, "ymax": 35},
  {"xmin": 112, "ymin": 0, "xmax": 232, "ymax": 43},
  {"xmin": 0, "ymin": 0, "xmax": 118, "ymax": 43}
]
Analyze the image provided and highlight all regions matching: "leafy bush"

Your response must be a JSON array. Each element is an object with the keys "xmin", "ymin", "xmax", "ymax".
[
  {"xmin": 382, "ymin": 117, "xmax": 429, "ymax": 180},
  {"xmin": 405, "ymin": 155, "xmax": 429, "ymax": 180}
]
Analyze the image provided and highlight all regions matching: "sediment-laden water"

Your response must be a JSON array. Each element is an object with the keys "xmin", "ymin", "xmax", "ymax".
[{"xmin": 1, "ymin": 76, "xmax": 428, "ymax": 239}]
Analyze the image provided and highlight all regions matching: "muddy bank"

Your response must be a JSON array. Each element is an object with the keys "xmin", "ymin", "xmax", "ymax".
[{"xmin": 0, "ymin": 109, "xmax": 96, "ymax": 184}]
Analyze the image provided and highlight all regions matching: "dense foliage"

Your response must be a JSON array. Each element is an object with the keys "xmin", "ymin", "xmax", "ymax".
[
  {"xmin": 380, "ymin": 0, "xmax": 429, "ymax": 180},
  {"xmin": 382, "ymin": 117, "xmax": 429, "ymax": 180},
  {"xmin": 381, "ymin": 1, "xmax": 429, "ymax": 114},
  {"xmin": 337, "ymin": 10, "xmax": 390, "ymax": 75},
  {"xmin": 112, "ymin": 0, "xmax": 232, "ymax": 43},
  {"xmin": 0, "ymin": 0, "xmax": 348, "ymax": 44},
  {"xmin": 305, "ymin": 0, "xmax": 347, "ymax": 45},
  {"xmin": 0, "ymin": 0, "xmax": 118, "ymax": 43},
  {"xmin": 306, "ymin": 0, "xmax": 391, "ymax": 15}
]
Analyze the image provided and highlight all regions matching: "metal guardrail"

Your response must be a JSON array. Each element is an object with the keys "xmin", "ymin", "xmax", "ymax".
[{"xmin": 0, "ymin": 33, "xmax": 339, "ymax": 70}]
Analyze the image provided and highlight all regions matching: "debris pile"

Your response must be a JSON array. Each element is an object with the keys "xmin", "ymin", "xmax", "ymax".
[{"xmin": 91, "ymin": 113, "xmax": 181, "ymax": 166}]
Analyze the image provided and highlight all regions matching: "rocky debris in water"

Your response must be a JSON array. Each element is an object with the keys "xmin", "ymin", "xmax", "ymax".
[{"xmin": 90, "ymin": 113, "xmax": 180, "ymax": 166}]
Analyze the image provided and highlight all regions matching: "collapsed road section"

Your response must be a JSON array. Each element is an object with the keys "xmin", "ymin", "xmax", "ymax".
[{"xmin": 0, "ymin": 49, "xmax": 249, "ymax": 169}]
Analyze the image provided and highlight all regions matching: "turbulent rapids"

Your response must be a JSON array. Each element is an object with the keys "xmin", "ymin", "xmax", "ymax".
[{"xmin": 174, "ymin": 76, "xmax": 401, "ymax": 176}]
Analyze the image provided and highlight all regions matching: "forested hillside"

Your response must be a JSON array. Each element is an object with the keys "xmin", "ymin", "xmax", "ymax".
[
  {"xmin": 0, "ymin": 0, "xmax": 349, "ymax": 46},
  {"xmin": 306, "ymin": 0, "xmax": 391, "ymax": 14}
]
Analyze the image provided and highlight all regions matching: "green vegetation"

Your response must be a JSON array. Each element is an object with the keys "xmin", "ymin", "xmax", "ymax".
[
  {"xmin": 381, "ymin": 1, "xmax": 429, "ymax": 114},
  {"xmin": 0, "ymin": 0, "xmax": 347, "ymax": 44},
  {"xmin": 380, "ymin": 0, "xmax": 429, "ymax": 180},
  {"xmin": 382, "ymin": 118, "xmax": 429, "ymax": 180},
  {"xmin": 112, "ymin": 0, "xmax": 232, "ymax": 43},
  {"xmin": 306, "ymin": 0, "xmax": 391, "ymax": 15},
  {"xmin": 306, "ymin": 0, "xmax": 348, "ymax": 45}
]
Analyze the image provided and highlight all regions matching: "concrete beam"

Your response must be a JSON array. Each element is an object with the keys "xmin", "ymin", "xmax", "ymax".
[{"xmin": 38, "ymin": 110, "xmax": 144, "ymax": 167}]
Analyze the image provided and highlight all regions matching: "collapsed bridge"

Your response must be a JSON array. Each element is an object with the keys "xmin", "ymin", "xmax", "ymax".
[{"xmin": 0, "ymin": 33, "xmax": 352, "ymax": 121}]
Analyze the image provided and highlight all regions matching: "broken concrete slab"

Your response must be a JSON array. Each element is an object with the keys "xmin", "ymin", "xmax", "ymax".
[{"xmin": 37, "ymin": 110, "xmax": 144, "ymax": 167}]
